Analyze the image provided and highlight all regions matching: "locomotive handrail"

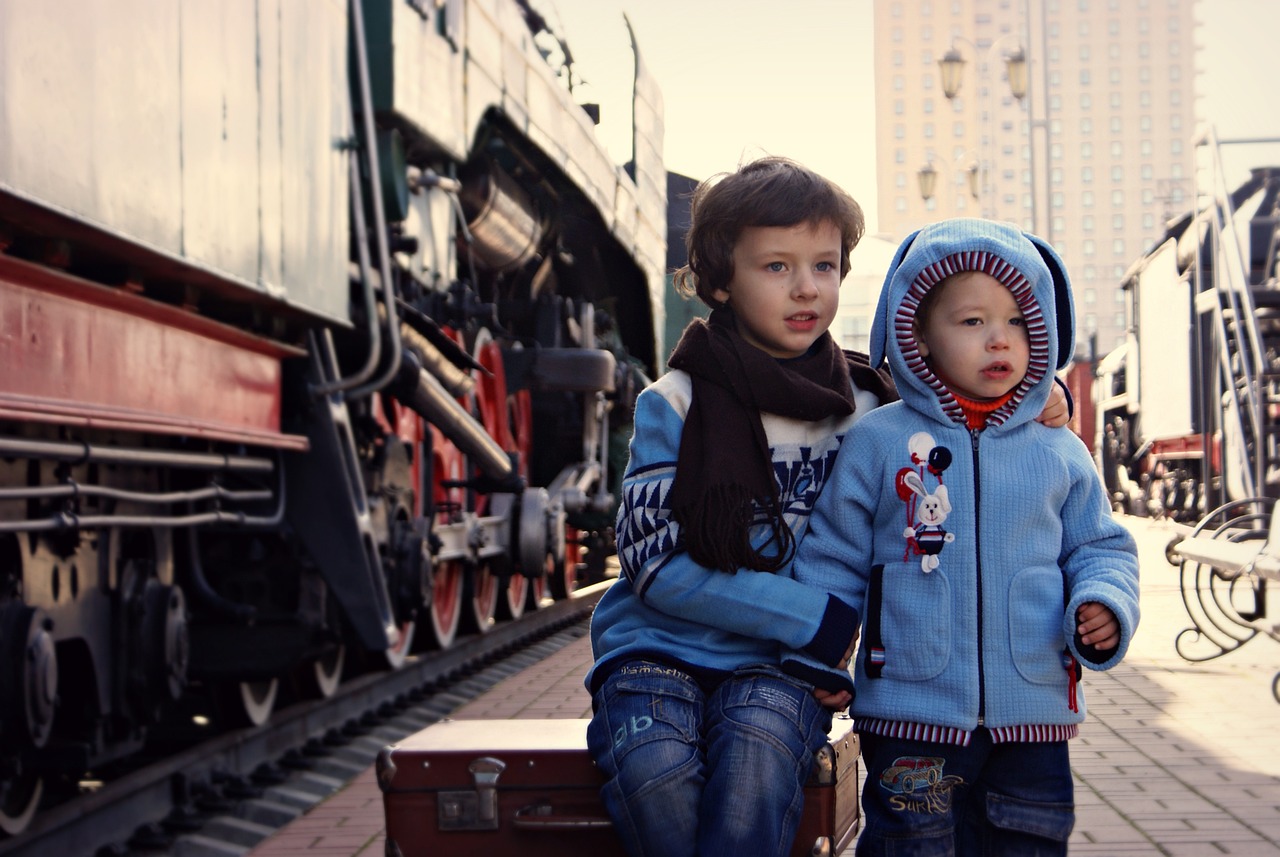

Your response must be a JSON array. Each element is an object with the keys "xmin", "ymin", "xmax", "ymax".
[
  {"xmin": 1194, "ymin": 125, "xmax": 1267, "ymax": 498},
  {"xmin": 311, "ymin": 0, "xmax": 404, "ymax": 401}
]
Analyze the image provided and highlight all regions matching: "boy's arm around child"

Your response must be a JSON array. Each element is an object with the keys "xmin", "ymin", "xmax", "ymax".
[{"xmin": 611, "ymin": 377, "xmax": 858, "ymax": 668}]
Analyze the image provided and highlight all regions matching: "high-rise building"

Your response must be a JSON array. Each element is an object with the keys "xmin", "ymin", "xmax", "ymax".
[{"xmin": 873, "ymin": 0, "xmax": 1198, "ymax": 357}]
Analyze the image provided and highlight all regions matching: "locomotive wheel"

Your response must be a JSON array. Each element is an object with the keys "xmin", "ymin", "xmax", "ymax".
[
  {"xmin": 0, "ymin": 773, "xmax": 42, "ymax": 837},
  {"xmin": 549, "ymin": 528, "xmax": 580, "ymax": 601},
  {"xmin": 524, "ymin": 573, "xmax": 547, "ymax": 613},
  {"xmin": 235, "ymin": 679, "xmax": 279, "ymax": 727},
  {"xmin": 213, "ymin": 678, "xmax": 280, "ymax": 729},
  {"xmin": 496, "ymin": 573, "xmax": 527, "ymax": 622},
  {"xmin": 423, "ymin": 560, "xmax": 463, "ymax": 650},
  {"xmin": 297, "ymin": 646, "xmax": 346, "ymax": 700},
  {"xmin": 383, "ymin": 621, "xmax": 416, "ymax": 671},
  {"xmin": 460, "ymin": 562, "xmax": 498, "ymax": 635}
]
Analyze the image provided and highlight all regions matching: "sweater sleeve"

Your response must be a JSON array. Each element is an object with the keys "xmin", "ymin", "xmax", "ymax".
[
  {"xmin": 614, "ymin": 384, "xmax": 854, "ymax": 655},
  {"xmin": 1056, "ymin": 440, "xmax": 1141, "ymax": 671},
  {"xmin": 780, "ymin": 422, "xmax": 881, "ymax": 691}
]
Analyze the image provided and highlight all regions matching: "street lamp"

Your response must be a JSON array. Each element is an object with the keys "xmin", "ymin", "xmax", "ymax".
[
  {"xmin": 918, "ymin": 160, "xmax": 980, "ymax": 202},
  {"xmin": 934, "ymin": 36, "xmax": 1025, "ymax": 221},
  {"xmin": 935, "ymin": 35, "xmax": 1049, "ymax": 241}
]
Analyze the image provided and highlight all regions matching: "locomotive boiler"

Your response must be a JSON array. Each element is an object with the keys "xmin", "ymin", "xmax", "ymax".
[{"xmin": 0, "ymin": 0, "xmax": 665, "ymax": 834}]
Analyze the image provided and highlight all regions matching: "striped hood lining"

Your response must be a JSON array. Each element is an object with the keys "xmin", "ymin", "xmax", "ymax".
[{"xmin": 895, "ymin": 251, "xmax": 1051, "ymax": 427}]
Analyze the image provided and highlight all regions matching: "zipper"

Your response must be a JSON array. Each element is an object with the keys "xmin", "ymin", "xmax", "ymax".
[{"xmin": 970, "ymin": 428, "xmax": 985, "ymax": 726}]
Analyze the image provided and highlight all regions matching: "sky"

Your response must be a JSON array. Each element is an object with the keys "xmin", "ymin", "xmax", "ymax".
[{"xmin": 540, "ymin": 0, "xmax": 1280, "ymax": 237}]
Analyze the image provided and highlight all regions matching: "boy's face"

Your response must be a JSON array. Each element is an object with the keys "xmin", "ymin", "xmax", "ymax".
[
  {"xmin": 915, "ymin": 271, "xmax": 1029, "ymax": 401},
  {"xmin": 712, "ymin": 220, "xmax": 843, "ymax": 359}
]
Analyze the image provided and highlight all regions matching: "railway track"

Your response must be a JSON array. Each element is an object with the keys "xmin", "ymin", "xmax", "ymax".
[{"xmin": 0, "ymin": 583, "xmax": 607, "ymax": 857}]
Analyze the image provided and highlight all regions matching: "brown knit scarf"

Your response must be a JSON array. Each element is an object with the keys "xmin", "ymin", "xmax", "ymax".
[{"xmin": 667, "ymin": 307, "xmax": 894, "ymax": 574}]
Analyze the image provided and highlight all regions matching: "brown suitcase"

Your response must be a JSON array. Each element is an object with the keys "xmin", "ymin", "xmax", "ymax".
[{"xmin": 378, "ymin": 715, "xmax": 859, "ymax": 857}]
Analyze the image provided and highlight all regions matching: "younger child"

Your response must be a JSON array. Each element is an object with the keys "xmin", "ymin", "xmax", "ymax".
[{"xmin": 787, "ymin": 218, "xmax": 1140, "ymax": 856}]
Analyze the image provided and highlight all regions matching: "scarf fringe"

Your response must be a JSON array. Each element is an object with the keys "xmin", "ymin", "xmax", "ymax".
[{"xmin": 674, "ymin": 484, "xmax": 793, "ymax": 574}]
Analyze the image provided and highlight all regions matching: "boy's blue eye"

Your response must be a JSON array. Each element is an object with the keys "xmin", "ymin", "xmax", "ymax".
[
  {"xmin": 767, "ymin": 262, "xmax": 786, "ymax": 272},
  {"xmin": 1011, "ymin": 317, "xmax": 1025, "ymax": 327},
  {"xmin": 815, "ymin": 261, "xmax": 836, "ymax": 272}
]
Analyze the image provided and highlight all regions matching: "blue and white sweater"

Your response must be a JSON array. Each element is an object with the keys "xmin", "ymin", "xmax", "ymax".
[
  {"xmin": 585, "ymin": 367, "xmax": 883, "ymax": 694},
  {"xmin": 786, "ymin": 219, "xmax": 1140, "ymax": 743}
]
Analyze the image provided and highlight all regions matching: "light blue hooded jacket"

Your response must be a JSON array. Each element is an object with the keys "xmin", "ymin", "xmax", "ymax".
[{"xmin": 786, "ymin": 218, "xmax": 1139, "ymax": 741}]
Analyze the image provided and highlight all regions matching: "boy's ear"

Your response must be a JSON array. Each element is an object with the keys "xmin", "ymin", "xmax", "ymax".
[
  {"xmin": 1027, "ymin": 233, "xmax": 1074, "ymax": 370},
  {"xmin": 871, "ymin": 229, "xmax": 922, "ymax": 368}
]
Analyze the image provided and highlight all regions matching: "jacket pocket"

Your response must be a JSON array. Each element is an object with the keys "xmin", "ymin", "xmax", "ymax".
[
  {"xmin": 866, "ymin": 562, "xmax": 952, "ymax": 681},
  {"xmin": 1008, "ymin": 567, "xmax": 1068, "ymax": 685}
]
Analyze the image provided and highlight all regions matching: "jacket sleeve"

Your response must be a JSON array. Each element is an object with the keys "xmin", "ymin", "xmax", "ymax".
[
  {"xmin": 1056, "ymin": 441, "xmax": 1141, "ymax": 671},
  {"xmin": 780, "ymin": 424, "xmax": 881, "ymax": 692},
  {"xmin": 614, "ymin": 385, "xmax": 856, "ymax": 659}
]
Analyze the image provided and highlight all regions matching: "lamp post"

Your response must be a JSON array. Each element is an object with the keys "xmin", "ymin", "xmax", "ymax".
[
  {"xmin": 917, "ymin": 159, "xmax": 980, "ymax": 203},
  {"xmin": 934, "ymin": 35, "xmax": 1025, "ymax": 223},
  {"xmin": 935, "ymin": 19, "xmax": 1051, "ymax": 244}
]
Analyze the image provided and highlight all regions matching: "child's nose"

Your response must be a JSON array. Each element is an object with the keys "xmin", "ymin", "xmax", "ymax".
[{"xmin": 793, "ymin": 271, "xmax": 819, "ymax": 298}]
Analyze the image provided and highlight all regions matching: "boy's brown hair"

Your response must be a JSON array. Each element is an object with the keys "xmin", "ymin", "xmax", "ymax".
[{"xmin": 673, "ymin": 156, "xmax": 865, "ymax": 309}]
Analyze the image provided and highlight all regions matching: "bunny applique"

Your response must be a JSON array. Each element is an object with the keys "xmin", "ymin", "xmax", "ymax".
[{"xmin": 895, "ymin": 431, "xmax": 956, "ymax": 573}]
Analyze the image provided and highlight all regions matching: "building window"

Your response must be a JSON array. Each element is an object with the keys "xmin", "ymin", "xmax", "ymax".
[
  {"xmin": 1082, "ymin": 166, "xmax": 1094, "ymax": 183},
  {"xmin": 1082, "ymin": 214, "xmax": 1095, "ymax": 230},
  {"xmin": 1112, "ymin": 190, "xmax": 1124, "ymax": 206},
  {"xmin": 1081, "ymin": 117, "xmax": 1093, "ymax": 134}
]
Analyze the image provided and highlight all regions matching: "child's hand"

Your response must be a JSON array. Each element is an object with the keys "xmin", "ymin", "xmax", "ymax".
[
  {"xmin": 1076, "ymin": 602, "xmax": 1120, "ymax": 650},
  {"xmin": 838, "ymin": 630, "xmax": 859, "ymax": 670},
  {"xmin": 813, "ymin": 688, "xmax": 852, "ymax": 711},
  {"xmin": 1036, "ymin": 382, "xmax": 1070, "ymax": 427}
]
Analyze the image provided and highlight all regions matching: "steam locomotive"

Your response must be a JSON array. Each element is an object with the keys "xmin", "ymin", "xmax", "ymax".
[{"xmin": 0, "ymin": 0, "xmax": 665, "ymax": 834}]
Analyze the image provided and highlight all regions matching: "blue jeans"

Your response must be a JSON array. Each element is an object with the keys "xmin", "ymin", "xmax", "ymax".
[
  {"xmin": 857, "ymin": 730, "xmax": 1075, "ymax": 856},
  {"xmin": 587, "ymin": 661, "xmax": 832, "ymax": 857}
]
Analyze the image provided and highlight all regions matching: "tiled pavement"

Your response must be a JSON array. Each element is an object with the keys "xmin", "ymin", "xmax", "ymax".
[{"xmin": 246, "ymin": 515, "xmax": 1280, "ymax": 856}]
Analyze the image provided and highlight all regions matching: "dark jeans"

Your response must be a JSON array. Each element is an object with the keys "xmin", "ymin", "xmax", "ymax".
[
  {"xmin": 856, "ymin": 729, "xmax": 1075, "ymax": 856},
  {"xmin": 587, "ymin": 661, "xmax": 832, "ymax": 857}
]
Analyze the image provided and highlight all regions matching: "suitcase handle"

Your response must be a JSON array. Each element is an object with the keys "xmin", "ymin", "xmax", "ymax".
[{"xmin": 513, "ymin": 803, "xmax": 615, "ymax": 832}]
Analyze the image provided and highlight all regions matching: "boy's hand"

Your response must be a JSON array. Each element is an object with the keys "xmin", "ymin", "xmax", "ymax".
[
  {"xmin": 1076, "ymin": 602, "xmax": 1120, "ymax": 650},
  {"xmin": 813, "ymin": 688, "xmax": 852, "ymax": 711},
  {"xmin": 1036, "ymin": 382, "xmax": 1070, "ymax": 427},
  {"xmin": 838, "ymin": 630, "xmax": 859, "ymax": 670}
]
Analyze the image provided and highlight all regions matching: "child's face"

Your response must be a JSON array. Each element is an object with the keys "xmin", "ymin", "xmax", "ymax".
[
  {"xmin": 712, "ymin": 220, "xmax": 843, "ymax": 359},
  {"xmin": 915, "ymin": 271, "xmax": 1029, "ymax": 401}
]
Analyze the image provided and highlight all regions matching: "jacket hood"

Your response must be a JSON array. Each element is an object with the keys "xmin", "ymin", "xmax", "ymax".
[{"xmin": 870, "ymin": 218, "xmax": 1074, "ymax": 429}]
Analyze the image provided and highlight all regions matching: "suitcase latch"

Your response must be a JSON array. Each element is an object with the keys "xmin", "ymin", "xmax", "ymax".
[{"xmin": 439, "ymin": 757, "xmax": 507, "ymax": 831}]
